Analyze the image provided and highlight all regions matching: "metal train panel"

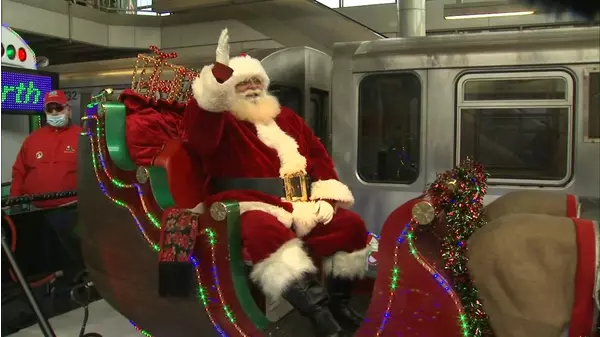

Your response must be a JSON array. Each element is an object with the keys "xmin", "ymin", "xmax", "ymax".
[{"xmin": 332, "ymin": 26, "xmax": 600, "ymax": 232}]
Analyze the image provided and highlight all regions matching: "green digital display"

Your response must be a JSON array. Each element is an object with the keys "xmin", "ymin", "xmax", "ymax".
[{"xmin": 1, "ymin": 69, "xmax": 54, "ymax": 112}]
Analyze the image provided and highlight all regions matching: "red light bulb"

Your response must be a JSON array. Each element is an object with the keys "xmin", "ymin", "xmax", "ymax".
[{"xmin": 18, "ymin": 48, "xmax": 27, "ymax": 62}]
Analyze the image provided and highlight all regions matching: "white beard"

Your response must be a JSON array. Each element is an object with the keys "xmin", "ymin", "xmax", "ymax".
[{"xmin": 230, "ymin": 90, "xmax": 281, "ymax": 125}]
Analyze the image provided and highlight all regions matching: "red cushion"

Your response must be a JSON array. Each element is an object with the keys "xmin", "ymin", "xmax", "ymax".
[{"xmin": 153, "ymin": 139, "xmax": 206, "ymax": 209}]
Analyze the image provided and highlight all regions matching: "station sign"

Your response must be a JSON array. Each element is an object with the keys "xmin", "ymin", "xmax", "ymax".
[{"xmin": 1, "ymin": 68, "xmax": 58, "ymax": 114}]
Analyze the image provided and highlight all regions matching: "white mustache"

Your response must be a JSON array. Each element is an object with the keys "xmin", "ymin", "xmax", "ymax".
[{"xmin": 243, "ymin": 89, "xmax": 263, "ymax": 98}]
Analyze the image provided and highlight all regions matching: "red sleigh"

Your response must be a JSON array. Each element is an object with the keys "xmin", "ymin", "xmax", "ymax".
[{"xmin": 78, "ymin": 48, "xmax": 598, "ymax": 337}]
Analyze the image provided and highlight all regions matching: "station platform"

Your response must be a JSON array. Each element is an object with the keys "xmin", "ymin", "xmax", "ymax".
[{"xmin": 7, "ymin": 300, "xmax": 139, "ymax": 337}]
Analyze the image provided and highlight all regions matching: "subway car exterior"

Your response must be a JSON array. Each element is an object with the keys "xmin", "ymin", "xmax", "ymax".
[{"xmin": 331, "ymin": 26, "xmax": 600, "ymax": 232}]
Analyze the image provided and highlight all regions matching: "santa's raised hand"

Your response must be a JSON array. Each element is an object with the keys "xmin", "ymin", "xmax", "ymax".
[{"xmin": 215, "ymin": 28, "xmax": 230, "ymax": 65}]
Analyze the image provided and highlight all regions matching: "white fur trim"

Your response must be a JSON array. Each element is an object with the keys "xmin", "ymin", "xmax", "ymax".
[
  {"xmin": 250, "ymin": 238, "xmax": 316, "ymax": 299},
  {"xmin": 192, "ymin": 65, "xmax": 235, "ymax": 113},
  {"xmin": 229, "ymin": 55, "xmax": 270, "ymax": 88},
  {"xmin": 188, "ymin": 202, "xmax": 205, "ymax": 214},
  {"xmin": 255, "ymin": 120, "xmax": 307, "ymax": 177},
  {"xmin": 323, "ymin": 245, "xmax": 370, "ymax": 280},
  {"xmin": 291, "ymin": 201, "xmax": 318, "ymax": 237},
  {"xmin": 310, "ymin": 179, "xmax": 355, "ymax": 208},
  {"xmin": 238, "ymin": 201, "xmax": 293, "ymax": 228},
  {"xmin": 239, "ymin": 200, "xmax": 325, "ymax": 238}
]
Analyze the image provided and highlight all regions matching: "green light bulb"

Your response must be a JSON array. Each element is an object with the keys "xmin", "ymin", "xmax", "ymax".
[{"xmin": 6, "ymin": 45, "xmax": 15, "ymax": 60}]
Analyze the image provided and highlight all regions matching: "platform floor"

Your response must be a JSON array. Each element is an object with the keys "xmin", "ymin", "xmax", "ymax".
[
  {"xmin": 5, "ymin": 293, "xmax": 371, "ymax": 337},
  {"xmin": 7, "ymin": 300, "xmax": 139, "ymax": 337}
]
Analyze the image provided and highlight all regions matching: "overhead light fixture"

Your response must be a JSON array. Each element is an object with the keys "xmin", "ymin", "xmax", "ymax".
[{"xmin": 444, "ymin": 1, "xmax": 536, "ymax": 20}]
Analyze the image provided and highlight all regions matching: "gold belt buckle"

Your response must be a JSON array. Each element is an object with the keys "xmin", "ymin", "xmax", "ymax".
[{"xmin": 283, "ymin": 172, "xmax": 309, "ymax": 202}]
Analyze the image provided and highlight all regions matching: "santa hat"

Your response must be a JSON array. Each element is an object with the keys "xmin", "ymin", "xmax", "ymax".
[{"xmin": 229, "ymin": 53, "xmax": 270, "ymax": 88}]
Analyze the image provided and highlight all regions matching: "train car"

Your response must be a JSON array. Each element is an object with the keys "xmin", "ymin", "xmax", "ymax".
[{"xmin": 331, "ymin": 26, "xmax": 600, "ymax": 232}]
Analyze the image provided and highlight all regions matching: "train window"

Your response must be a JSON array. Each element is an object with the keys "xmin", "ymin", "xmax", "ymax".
[
  {"xmin": 460, "ymin": 108, "xmax": 569, "ymax": 181},
  {"xmin": 584, "ymin": 69, "xmax": 600, "ymax": 141},
  {"xmin": 358, "ymin": 73, "xmax": 421, "ymax": 184},
  {"xmin": 270, "ymin": 85, "xmax": 302, "ymax": 115},
  {"xmin": 463, "ymin": 77, "xmax": 567, "ymax": 101},
  {"xmin": 457, "ymin": 71, "xmax": 573, "ymax": 185}
]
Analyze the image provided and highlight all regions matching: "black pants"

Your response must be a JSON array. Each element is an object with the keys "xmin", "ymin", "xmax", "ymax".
[{"xmin": 44, "ymin": 206, "xmax": 85, "ymax": 283}]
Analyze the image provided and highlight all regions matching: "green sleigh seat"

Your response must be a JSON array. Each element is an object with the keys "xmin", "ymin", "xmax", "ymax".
[
  {"xmin": 104, "ymin": 102, "xmax": 255, "ymax": 261},
  {"xmin": 101, "ymin": 101, "xmax": 273, "ymax": 329}
]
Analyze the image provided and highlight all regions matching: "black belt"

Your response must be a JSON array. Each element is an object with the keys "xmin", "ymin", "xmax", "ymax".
[{"xmin": 211, "ymin": 174, "xmax": 311, "ymax": 201}]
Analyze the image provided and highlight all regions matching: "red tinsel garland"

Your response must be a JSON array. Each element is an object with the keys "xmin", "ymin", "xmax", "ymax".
[{"xmin": 426, "ymin": 158, "xmax": 494, "ymax": 337}]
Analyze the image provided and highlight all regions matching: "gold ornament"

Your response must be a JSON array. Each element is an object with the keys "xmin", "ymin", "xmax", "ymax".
[
  {"xmin": 446, "ymin": 178, "xmax": 458, "ymax": 193},
  {"xmin": 411, "ymin": 200, "xmax": 436, "ymax": 225}
]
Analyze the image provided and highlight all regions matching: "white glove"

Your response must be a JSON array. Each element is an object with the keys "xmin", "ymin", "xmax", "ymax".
[
  {"xmin": 215, "ymin": 28, "xmax": 230, "ymax": 65},
  {"xmin": 314, "ymin": 200, "xmax": 334, "ymax": 225}
]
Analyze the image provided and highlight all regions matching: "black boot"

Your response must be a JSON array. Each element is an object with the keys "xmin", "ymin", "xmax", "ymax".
[
  {"xmin": 281, "ymin": 273, "xmax": 352, "ymax": 337},
  {"xmin": 326, "ymin": 277, "xmax": 363, "ymax": 332}
]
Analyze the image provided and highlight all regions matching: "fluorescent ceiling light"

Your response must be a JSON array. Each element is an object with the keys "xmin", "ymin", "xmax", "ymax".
[
  {"xmin": 445, "ymin": 11, "xmax": 535, "ymax": 20},
  {"xmin": 444, "ymin": 1, "xmax": 536, "ymax": 20}
]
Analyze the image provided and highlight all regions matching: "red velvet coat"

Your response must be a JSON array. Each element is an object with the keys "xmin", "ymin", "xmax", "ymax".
[{"xmin": 184, "ymin": 62, "xmax": 354, "ymax": 235}]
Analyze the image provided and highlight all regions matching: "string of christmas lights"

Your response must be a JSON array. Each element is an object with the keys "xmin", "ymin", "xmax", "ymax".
[
  {"xmin": 82, "ymin": 113, "xmax": 160, "ymax": 228},
  {"xmin": 405, "ymin": 227, "xmax": 469, "ymax": 334},
  {"xmin": 203, "ymin": 228, "xmax": 247, "ymax": 336},
  {"xmin": 94, "ymin": 114, "xmax": 161, "ymax": 227},
  {"xmin": 128, "ymin": 259, "xmax": 230, "ymax": 337},
  {"xmin": 83, "ymin": 127, "xmax": 157, "ymax": 250},
  {"xmin": 83, "ymin": 114, "xmax": 226, "ymax": 337},
  {"xmin": 375, "ymin": 222, "xmax": 411, "ymax": 336}
]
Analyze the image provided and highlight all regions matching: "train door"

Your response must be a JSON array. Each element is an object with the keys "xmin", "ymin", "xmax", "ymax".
[
  {"xmin": 347, "ymin": 71, "xmax": 427, "ymax": 231},
  {"xmin": 310, "ymin": 88, "xmax": 331, "ymax": 153},
  {"xmin": 270, "ymin": 84, "xmax": 302, "ymax": 115}
]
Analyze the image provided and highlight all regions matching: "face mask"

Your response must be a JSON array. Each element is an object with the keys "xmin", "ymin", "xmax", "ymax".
[{"xmin": 47, "ymin": 114, "xmax": 68, "ymax": 128}]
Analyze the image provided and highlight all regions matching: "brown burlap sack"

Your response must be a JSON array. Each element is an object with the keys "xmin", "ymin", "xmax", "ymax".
[
  {"xmin": 467, "ymin": 213, "xmax": 576, "ymax": 337},
  {"xmin": 484, "ymin": 191, "xmax": 571, "ymax": 223}
]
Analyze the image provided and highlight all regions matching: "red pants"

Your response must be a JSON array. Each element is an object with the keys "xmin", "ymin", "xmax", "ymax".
[
  {"xmin": 241, "ymin": 208, "xmax": 369, "ymax": 264},
  {"xmin": 243, "ymin": 208, "xmax": 370, "ymax": 298}
]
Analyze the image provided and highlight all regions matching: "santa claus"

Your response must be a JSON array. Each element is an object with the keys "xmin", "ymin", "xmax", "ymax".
[{"xmin": 184, "ymin": 29, "xmax": 370, "ymax": 337}]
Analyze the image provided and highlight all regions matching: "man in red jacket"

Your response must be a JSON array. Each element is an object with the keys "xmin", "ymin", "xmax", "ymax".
[{"xmin": 10, "ymin": 90, "xmax": 81, "ymax": 209}]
